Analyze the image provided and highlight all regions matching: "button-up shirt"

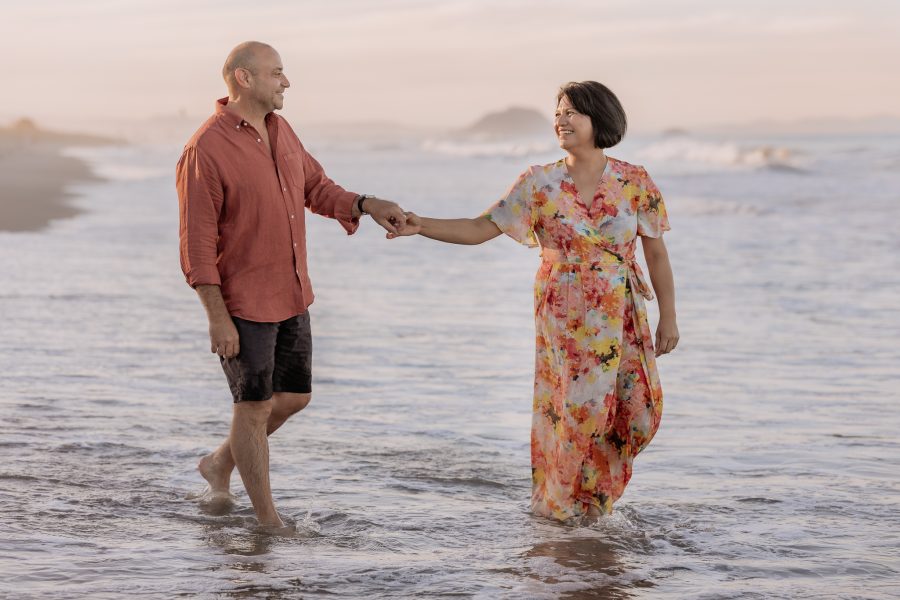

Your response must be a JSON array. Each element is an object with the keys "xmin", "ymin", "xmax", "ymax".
[{"xmin": 177, "ymin": 98, "xmax": 359, "ymax": 322}]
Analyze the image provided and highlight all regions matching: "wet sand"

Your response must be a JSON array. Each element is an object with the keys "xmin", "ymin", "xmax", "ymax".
[{"xmin": 0, "ymin": 124, "xmax": 115, "ymax": 232}]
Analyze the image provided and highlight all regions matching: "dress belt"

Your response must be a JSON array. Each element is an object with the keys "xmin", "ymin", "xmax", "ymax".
[{"xmin": 540, "ymin": 247, "xmax": 655, "ymax": 301}]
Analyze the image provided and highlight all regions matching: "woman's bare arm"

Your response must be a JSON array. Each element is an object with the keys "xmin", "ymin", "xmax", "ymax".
[
  {"xmin": 641, "ymin": 235, "xmax": 679, "ymax": 356},
  {"xmin": 388, "ymin": 213, "xmax": 502, "ymax": 245}
]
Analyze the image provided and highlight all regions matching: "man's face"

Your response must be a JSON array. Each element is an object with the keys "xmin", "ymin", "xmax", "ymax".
[{"xmin": 248, "ymin": 49, "xmax": 290, "ymax": 112}]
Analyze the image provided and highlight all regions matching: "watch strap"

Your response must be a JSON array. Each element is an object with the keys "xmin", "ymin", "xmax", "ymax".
[{"xmin": 356, "ymin": 194, "xmax": 373, "ymax": 215}]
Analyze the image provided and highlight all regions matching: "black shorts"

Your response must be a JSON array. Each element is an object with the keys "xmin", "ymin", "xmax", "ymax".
[{"xmin": 220, "ymin": 312, "xmax": 312, "ymax": 403}]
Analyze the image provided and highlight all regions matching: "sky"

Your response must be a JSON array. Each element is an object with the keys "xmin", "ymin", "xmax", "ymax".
[{"xmin": 2, "ymin": 0, "xmax": 899, "ymax": 132}]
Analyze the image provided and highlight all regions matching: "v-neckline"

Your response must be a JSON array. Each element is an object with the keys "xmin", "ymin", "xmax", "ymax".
[{"xmin": 563, "ymin": 156, "xmax": 612, "ymax": 216}]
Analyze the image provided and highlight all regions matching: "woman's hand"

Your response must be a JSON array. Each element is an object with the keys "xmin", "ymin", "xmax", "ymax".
[
  {"xmin": 386, "ymin": 212, "xmax": 422, "ymax": 238},
  {"xmin": 655, "ymin": 317, "xmax": 679, "ymax": 357}
]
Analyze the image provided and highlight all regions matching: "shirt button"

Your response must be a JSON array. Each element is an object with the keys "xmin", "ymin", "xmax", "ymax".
[
  {"xmin": 293, "ymin": 242, "xmax": 297, "ymax": 247},
  {"xmin": 283, "ymin": 187, "xmax": 286, "ymax": 192},
  {"xmin": 257, "ymin": 138, "xmax": 261, "ymax": 142},
  {"xmin": 290, "ymin": 214, "xmax": 295, "ymax": 219},
  {"xmin": 296, "ymin": 269, "xmax": 300, "ymax": 276},
  {"xmin": 235, "ymin": 125, "xmax": 240, "ymax": 129}
]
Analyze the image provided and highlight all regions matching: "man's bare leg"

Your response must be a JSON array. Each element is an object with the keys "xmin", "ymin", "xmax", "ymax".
[
  {"xmin": 198, "ymin": 392, "xmax": 312, "ymax": 496},
  {"xmin": 228, "ymin": 398, "xmax": 283, "ymax": 526}
]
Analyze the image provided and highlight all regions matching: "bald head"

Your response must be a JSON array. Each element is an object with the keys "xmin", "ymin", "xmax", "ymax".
[
  {"xmin": 220, "ymin": 41, "xmax": 290, "ymax": 113},
  {"xmin": 222, "ymin": 41, "xmax": 276, "ymax": 94}
]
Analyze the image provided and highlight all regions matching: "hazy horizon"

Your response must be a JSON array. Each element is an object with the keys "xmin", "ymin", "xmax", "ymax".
[{"xmin": 3, "ymin": 0, "xmax": 899, "ymax": 134}]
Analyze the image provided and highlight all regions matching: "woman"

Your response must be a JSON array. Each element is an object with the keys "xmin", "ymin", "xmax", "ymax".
[{"xmin": 390, "ymin": 81, "xmax": 679, "ymax": 522}]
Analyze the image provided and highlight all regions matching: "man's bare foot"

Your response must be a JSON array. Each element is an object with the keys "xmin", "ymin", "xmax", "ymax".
[
  {"xmin": 255, "ymin": 518, "xmax": 294, "ymax": 536},
  {"xmin": 198, "ymin": 451, "xmax": 232, "ymax": 495},
  {"xmin": 197, "ymin": 491, "xmax": 236, "ymax": 516}
]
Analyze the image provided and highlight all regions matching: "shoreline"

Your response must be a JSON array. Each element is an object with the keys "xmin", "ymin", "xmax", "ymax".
[{"xmin": 0, "ymin": 124, "xmax": 115, "ymax": 233}]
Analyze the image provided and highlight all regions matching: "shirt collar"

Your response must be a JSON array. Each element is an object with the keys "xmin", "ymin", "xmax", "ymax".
[
  {"xmin": 215, "ymin": 97, "xmax": 244, "ymax": 130},
  {"xmin": 215, "ymin": 97, "xmax": 277, "ymax": 131}
]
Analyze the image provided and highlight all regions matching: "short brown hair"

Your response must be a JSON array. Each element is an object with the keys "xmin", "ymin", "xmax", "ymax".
[{"xmin": 557, "ymin": 81, "xmax": 627, "ymax": 148}]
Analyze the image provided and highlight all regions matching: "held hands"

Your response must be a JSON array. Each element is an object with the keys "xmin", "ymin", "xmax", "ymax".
[
  {"xmin": 654, "ymin": 317, "xmax": 679, "ymax": 357},
  {"xmin": 386, "ymin": 212, "xmax": 422, "ymax": 239},
  {"xmin": 361, "ymin": 197, "xmax": 407, "ymax": 235}
]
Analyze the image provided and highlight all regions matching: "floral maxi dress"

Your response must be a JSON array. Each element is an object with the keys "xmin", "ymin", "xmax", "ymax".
[{"xmin": 485, "ymin": 157, "xmax": 670, "ymax": 521}]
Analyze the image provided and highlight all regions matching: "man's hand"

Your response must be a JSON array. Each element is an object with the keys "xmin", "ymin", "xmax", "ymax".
[
  {"xmin": 386, "ymin": 212, "xmax": 422, "ymax": 239},
  {"xmin": 209, "ymin": 316, "xmax": 240, "ymax": 359},
  {"xmin": 361, "ymin": 197, "xmax": 407, "ymax": 235}
]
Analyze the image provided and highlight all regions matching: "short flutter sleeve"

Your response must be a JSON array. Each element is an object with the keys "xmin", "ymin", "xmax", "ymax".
[
  {"xmin": 483, "ymin": 168, "xmax": 538, "ymax": 247},
  {"xmin": 636, "ymin": 167, "xmax": 670, "ymax": 238}
]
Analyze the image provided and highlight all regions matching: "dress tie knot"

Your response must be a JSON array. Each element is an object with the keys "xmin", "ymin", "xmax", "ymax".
[{"xmin": 540, "ymin": 247, "xmax": 654, "ymax": 301}]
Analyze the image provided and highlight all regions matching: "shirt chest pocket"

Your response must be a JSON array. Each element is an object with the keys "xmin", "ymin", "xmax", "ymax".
[{"xmin": 281, "ymin": 151, "xmax": 306, "ymax": 190}]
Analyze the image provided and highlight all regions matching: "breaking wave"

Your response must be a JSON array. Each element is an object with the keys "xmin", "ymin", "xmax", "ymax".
[
  {"xmin": 636, "ymin": 137, "xmax": 805, "ymax": 172},
  {"xmin": 421, "ymin": 138, "xmax": 556, "ymax": 158}
]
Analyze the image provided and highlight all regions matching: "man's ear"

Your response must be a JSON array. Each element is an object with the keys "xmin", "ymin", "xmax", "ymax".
[{"xmin": 235, "ymin": 68, "xmax": 252, "ymax": 89}]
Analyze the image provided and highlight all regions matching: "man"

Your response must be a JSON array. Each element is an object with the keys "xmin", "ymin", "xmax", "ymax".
[{"xmin": 176, "ymin": 41, "xmax": 406, "ymax": 530}]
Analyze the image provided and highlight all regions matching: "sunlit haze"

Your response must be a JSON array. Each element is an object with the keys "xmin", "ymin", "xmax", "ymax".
[{"xmin": 3, "ymin": 0, "xmax": 899, "ymax": 133}]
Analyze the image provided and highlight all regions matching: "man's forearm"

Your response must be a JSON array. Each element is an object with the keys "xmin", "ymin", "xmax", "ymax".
[
  {"xmin": 195, "ymin": 284, "xmax": 231, "ymax": 323},
  {"xmin": 352, "ymin": 195, "xmax": 386, "ymax": 219}
]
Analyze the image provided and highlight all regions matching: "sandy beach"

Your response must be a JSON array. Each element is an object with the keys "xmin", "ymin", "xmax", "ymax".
[{"xmin": 0, "ymin": 120, "xmax": 115, "ymax": 232}]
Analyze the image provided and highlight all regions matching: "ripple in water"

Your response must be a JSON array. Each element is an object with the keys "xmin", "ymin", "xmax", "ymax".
[{"xmin": 1, "ymin": 136, "xmax": 899, "ymax": 598}]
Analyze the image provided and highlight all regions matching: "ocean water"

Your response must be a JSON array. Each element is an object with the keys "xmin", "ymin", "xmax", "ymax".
[{"xmin": 1, "ymin": 131, "xmax": 898, "ymax": 599}]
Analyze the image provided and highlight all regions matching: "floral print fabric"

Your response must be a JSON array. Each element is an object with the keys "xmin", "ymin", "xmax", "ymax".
[{"xmin": 485, "ymin": 157, "xmax": 670, "ymax": 521}]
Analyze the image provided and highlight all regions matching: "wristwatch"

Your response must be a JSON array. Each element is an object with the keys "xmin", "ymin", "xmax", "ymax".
[{"xmin": 356, "ymin": 194, "xmax": 375, "ymax": 215}]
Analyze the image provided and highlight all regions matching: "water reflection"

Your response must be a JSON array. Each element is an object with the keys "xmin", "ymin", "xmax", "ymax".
[
  {"xmin": 204, "ymin": 517, "xmax": 279, "ymax": 560},
  {"xmin": 223, "ymin": 583, "xmax": 305, "ymax": 600},
  {"xmin": 523, "ymin": 535, "xmax": 649, "ymax": 599}
]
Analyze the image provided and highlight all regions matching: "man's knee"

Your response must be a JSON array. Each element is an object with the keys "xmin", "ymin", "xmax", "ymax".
[
  {"xmin": 233, "ymin": 397, "xmax": 274, "ymax": 425},
  {"xmin": 274, "ymin": 392, "xmax": 311, "ymax": 417}
]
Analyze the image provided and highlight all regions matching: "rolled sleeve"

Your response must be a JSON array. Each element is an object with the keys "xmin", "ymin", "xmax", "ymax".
[
  {"xmin": 176, "ymin": 146, "xmax": 223, "ymax": 287},
  {"xmin": 300, "ymin": 145, "xmax": 360, "ymax": 235}
]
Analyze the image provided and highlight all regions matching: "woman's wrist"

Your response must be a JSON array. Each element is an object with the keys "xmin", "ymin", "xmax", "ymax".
[{"xmin": 658, "ymin": 308, "xmax": 677, "ymax": 321}]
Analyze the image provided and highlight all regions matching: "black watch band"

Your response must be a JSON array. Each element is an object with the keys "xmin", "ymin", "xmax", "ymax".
[{"xmin": 356, "ymin": 194, "xmax": 374, "ymax": 215}]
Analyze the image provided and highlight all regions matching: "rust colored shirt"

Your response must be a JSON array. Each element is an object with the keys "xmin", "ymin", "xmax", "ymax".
[{"xmin": 177, "ymin": 98, "xmax": 359, "ymax": 322}]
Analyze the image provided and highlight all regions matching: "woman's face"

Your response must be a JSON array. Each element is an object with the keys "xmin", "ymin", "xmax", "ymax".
[{"xmin": 554, "ymin": 95, "xmax": 594, "ymax": 151}]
